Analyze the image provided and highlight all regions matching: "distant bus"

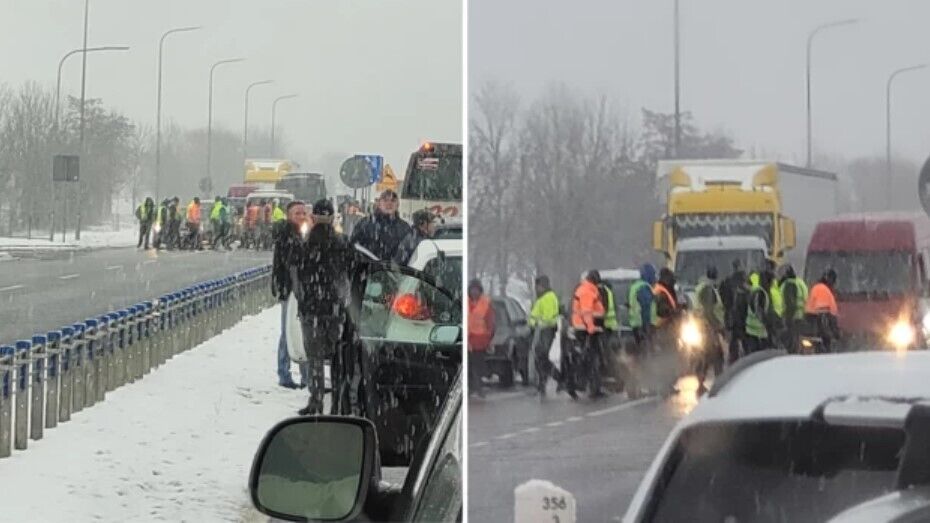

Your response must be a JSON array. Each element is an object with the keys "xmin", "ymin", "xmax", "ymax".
[
  {"xmin": 275, "ymin": 172, "xmax": 327, "ymax": 205},
  {"xmin": 399, "ymin": 142, "xmax": 462, "ymax": 222},
  {"xmin": 244, "ymin": 158, "xmax": 295, "ymax": 188}
]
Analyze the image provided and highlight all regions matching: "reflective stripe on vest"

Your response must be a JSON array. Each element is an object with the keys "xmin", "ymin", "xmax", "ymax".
[{"xmin": 745, "ymin": 286, "xmax": 769, "ymax": 338}]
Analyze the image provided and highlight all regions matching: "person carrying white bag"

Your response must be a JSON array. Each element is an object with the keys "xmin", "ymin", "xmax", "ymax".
[
  {"xmin": 271, "ymin": 201, "xmax": 310, "ymax": 389},
  {"xmin": 528, "ymin": 275, "xmax": 560, "ymax": 397}
]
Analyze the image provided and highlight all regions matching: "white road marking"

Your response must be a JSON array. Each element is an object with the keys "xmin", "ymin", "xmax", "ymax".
[
  {"xmin": 496, "ymin": 432, "xmax": 518, "ymax": 440},
  {"xmin": 521, "ymin": 427, "xmax": 541, "ymax": 434},
  {"xmin": 545, "ymin": 421, "xmax": 564, "ymax": 428},
  {"xmin": 565, "ymin": 416, "xmax": 584, "ymax": 423},
  {"xmin": 0, "ymin": 284, "xmax": 24, "ymax": 292},
  {"xmin": 470, "ymin": 441, "xmax": 489, "ymax": 448},
  {"xmin": 58, "ymin": 274, "xmax": 79, "ymax": 280},
  {"xmin": 105, "ymin": 265, "xmax": 122, "ymax": 271},
  {"xmin": 586, "ymin": 397, "xmax": 658, "ymax": 417}
]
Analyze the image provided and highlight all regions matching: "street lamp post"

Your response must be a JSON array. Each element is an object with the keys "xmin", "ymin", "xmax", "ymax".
[
  {"xmin": 244, "ymin": 80, "xmax": 273, "ymax": 158},
  {"xmin": 55, "ymin": 46, "xmax": 129, "ymax": 125},
  {"xmin": 75, "ymin": 0, "xmax": 91, "ymax": 241},
  {"xmin": 673, "ymin": 0, "xmax": 681, "ymax": 157},
  {"xmin": 270, "ymin": 94, "xmax": 298, "ymax": 157},
  {"xmin": 206, "ymin": 58, "xmax": 245, "ymax": 191},
  {"xmin": 805, "ymin": 18, "xmax": 858, "ymax": 167},
  {"xmin": 886, "ymin": 64, "xmax": 927, "ymax": 209},
  {"xmin": 155, "ymin": 26, "xmax": 201, "ymax": 202}
]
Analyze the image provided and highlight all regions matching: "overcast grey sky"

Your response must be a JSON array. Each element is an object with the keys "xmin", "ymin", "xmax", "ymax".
[
  {"xmin": 469, "ymin": 0, "xmax": 930, "ymax": 166},
  {"xmin": 0, "ymin": 0, "xmax": 462, "ymax": 177}
]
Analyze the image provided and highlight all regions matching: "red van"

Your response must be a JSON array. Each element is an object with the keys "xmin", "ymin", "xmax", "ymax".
[{"xmin": 804, "ymin": 212, "xmax": 930, "ymax": 349}]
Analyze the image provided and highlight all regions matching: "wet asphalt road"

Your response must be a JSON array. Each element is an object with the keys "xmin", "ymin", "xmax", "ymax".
[
  {"xmin": 468, "ymin": 382, "xmax": 690, "ymax": 522},
  {"xmin": 0, "ymin": 246, "xmax": 271, "ymax": 345}
]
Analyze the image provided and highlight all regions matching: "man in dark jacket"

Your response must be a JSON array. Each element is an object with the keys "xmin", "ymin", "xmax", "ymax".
[
  {"xmin": 721, "ymin": 261, "xmax": 749, "ymax": 364},
  {"xmin": 393, "ymin": 209, "xmax": 436, "ymax": 264},
  {"xmin": 292, "ymin": 199, "xmax": 358, "ymax": 416},
  {"xmin": 271, "ymin": 201, "xmax": 309, "ymax": 389},
  {"xmin": 166, "ymin": 197, "xmax": 181, "ymax": 250},
  {"xmin": 349, "ymin": 189, "xmax": 412, "ymax": 261}
]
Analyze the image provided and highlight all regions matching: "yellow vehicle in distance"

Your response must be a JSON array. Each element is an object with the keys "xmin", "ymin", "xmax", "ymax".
[{"xmin": 244, "ymin": 158, "xmax": 296, "ymax": 189}]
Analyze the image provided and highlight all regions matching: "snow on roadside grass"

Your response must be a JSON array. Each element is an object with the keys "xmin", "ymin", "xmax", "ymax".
[
  {"xmin": 0, "ymin": 225, "xmax": 137, "ymax": 251},
  {"xmin": 0, "ymin": 305, "xmax": 307, "ymax": 522}
]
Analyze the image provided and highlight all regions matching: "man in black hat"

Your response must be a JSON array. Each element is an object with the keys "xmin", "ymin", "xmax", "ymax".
[
  {"xmin": 393, "ymin": 209, "xmax": 437, "ymax": 264},
  {"xmin": 349, "ymin": 189, "xmax": 412, "ymax": 261}
]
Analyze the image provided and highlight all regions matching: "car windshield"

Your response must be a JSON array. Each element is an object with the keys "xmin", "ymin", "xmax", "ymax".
[
  {"xmin": 805, "ymin": 251, "xmax": 913, "ymax": 298},
  {"xmin": 675, "ymin": 249, "xmax": 766, "ymax": 288},
  {"xmin": 648, "ymin": 421, "xmax": 905, "ymax": 522},
  {"xmin": 402, "ymin": 153, "xmax": 463, "ymax": 201}
]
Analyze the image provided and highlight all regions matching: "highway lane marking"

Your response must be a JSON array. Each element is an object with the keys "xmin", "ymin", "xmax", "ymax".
[
  {"xmin": 521, "ymin": 427, "xmax": 541, "ymax": 434},
  {"xmin": 545, "ymin": 421, "xmax": 564, "ymax": 428},
  {"xmin": 105, "ymin": 265, "xmax": 122, "ymax": 271},
  {"xmin": 0, "ymin": 284, "xmax": 24, "ymax": 292},
  {"xmin": 470, "ymin": 441, "xmax": 489, "ymax": 448},
  {"xmin": 496, "ymin": 432, "xmax": 519, "ymax": 440},
  {"xmin": 58, "ymin": 273, "xmax": 80, "ymax": 280},
  {"xmin": 586, "ymin": 397, "xmax": 659, "ymax": 417},
  {"xmin": 565, "ymin": 416, "xmax": 584, "ymax": 423}
]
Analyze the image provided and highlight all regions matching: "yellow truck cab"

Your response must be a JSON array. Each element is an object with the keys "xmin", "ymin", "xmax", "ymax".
[{"xmin": 653, "ymin": 160, "xmax": 837, "ymax": 285}]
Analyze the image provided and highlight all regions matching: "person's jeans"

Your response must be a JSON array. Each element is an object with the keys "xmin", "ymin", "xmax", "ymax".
[
  {"xmin": 534, "ymin": 327, "xmax": 557, "ymax": 392},
  {"xmin": 468, "ymin": 350, "xmax": 487, "ymax": 396},
  {"xmin": 277, "ymin": 299, "xmax": 309, "ymax": 385}
]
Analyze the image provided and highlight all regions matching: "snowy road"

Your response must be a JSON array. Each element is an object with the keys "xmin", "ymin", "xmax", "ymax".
[
  {"xmin": 0, "ymin": 246, "xmax": 271, "ymax": 345},
  {"xmin": 468, "ymin": 383, "xmax": 688, "ymax": 522},
  {"xmin": 0, "ymin": 305, "xmax": 406, "ymax": 522}
]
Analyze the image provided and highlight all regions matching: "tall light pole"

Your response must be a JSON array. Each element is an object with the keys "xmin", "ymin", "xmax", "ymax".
[
  {"xmin": 244, "ymin": 80, "xmax": 273, "ymax": 158},
  {"xmin": 206, "ymin": 57, "xmax": 245, "ymax": 189},
  {"xmin": 56, "ymin": 46, "xmax": 129, "ymax": 126},
  {"xmin": 886, "ymin": 64, "xmax": 927, "ymax": 209},
  {"xmin": 805, "ymin": 18, "xmax": 858, "ymax": 167},
  {"xmin": 78, "ymin": 0, "xmax": 91, "ymax": 149},
  {"xmin": 673, "ymin": 0, "xmax": 681, "ymax": 157},
  {"xmin": 155, "ymin": 26, "xmax": 201, "ymax": 202},
  {"xmin": 270, "ymin": 94, "xmax": 298, "ymax": 157}
]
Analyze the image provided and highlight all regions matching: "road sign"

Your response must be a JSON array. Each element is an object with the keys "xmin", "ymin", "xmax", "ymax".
[
  {"xmin": 376, "ymin": 164, "xmax": 399, "ymax": 193},
  {"xmin": 340, "ymin": 155, "xmax": 383, "ymax": 189},
  {"xmin": 52, "ymin": 155, "xmax": 80, "ymax": 182}
]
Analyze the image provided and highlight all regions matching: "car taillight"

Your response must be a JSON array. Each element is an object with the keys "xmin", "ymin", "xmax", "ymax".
[{"xmin": 392, "ymin": 293, "xmax": 430, "ymax": 321}]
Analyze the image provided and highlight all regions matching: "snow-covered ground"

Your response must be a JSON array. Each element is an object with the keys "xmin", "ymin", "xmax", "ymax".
[
  {"xmin": 0, "ymin": 305, "xmax": 308, "ymax": 522},
  {"xmin": 0, "ymin": 224, "xmax": 137, "ymax": 251}
]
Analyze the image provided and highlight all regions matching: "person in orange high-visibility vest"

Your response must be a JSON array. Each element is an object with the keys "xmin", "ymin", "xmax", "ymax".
[
  {"xmin": 570, "ymin": 271, "xmax": 607, "ymax": 399},
  {"xmin": 468, "ymin": 279, "xmax": 495, "ymax": 398},
  {"xmin": 805, "ymin": 268, "xmax": 840, "ymax": 351}
]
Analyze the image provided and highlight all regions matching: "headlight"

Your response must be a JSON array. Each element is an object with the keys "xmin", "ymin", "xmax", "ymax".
[
  {"xmin": 153, "ymin": 223, "xmax": 161, "ymax": 233},
  {"xmin": 801, "ymin": 339, "xmax": 813, "ymax": 349},
  {"xmin": 887, "ymin": 321, "xmax": 915, "ymax": 351},
  {"xmin": 680, "ymin": 318, "xmax": 703, "ymax": 348}
]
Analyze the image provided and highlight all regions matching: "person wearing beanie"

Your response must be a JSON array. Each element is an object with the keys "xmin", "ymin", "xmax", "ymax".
[
  {"xmin": 349, "ymin": 189, "xmax": 412, "ymax": 261},
  {"xmin": 393, "ymin": 209, "xmax": 437, "ymax": 265}
]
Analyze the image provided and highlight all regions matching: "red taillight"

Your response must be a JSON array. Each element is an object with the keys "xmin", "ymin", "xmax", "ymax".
[{"xmin": 392, "ymin": 293, "xmax": 430, "ymax": 320}]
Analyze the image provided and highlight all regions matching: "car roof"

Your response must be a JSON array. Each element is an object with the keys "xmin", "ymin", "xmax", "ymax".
[
  {"xmin": 676, "ymin": 235, "xmax": 768, "ymax": 251},
  {"xmin": 600, "ymin": 267, "xmax": 640, "ymax": 281},
  {"xmin": 686, "ymin": 352, "xmax": 930, "ymax": 427},
  {"xmin": 407, "ymin": 239, "xmax": 462, "ymax": 270}
]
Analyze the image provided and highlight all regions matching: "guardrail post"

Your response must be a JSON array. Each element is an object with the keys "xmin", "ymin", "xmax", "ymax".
[
  {"xmin": 13, "ymin": 340, "xmax": 30, "ymax": 450},
  {"xmin": 45, "ymin": 331, "xmax": 61, "ymax": 429},
  {"xmin": 124, "ymin": 308, "xmax": 136, "ymax": 384},
  {"xmin": 29, "ymin": 335, "xmax": 45, "ymax": 441},
  {"xmin": 83, "ymin": 319, "xmax": 98, "ymax": 409},
  {"xmin": 0, "ymin": 345, "xmax": 13, "ymax": 458},
  {"xmin": 58, "ymin": 327, "xmax": 73, "ymax": 423},
  {"xmin": 70, "ymin": 323, "xmax": 85, "ymax": 414},
  {"xmin": 166, "ymin": 294, "xmax": 177, "ymax": 359},
  {"xmin": 109, "ymin": 311, "xmax": 124, "ymax": 389},
  {"xmin": 142, "ymin": 302, "xmax": 154, "ymax": 375}
]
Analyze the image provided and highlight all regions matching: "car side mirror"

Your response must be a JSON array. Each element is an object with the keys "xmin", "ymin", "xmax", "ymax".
[
  {"xmin": 430, "ymin": 325, "xmax": 461, "ymax": 345},
  {"xmin": 249, "ymin": 417, "xmax": 378, "ymax": 522}
]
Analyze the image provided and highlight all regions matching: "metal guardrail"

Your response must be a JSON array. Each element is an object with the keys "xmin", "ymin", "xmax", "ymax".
[{"xmin": 0, "ymin": 264, "xmax": 274, "ymax": 458}]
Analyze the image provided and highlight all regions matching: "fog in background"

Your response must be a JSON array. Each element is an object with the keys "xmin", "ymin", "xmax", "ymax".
[
  {"xmin": 470, "ymin": 0, "xmax": 930, "ymax": 167},
  {"xmin": 0, "ymin": 0, "xmax": 462, "ymax": 201}
]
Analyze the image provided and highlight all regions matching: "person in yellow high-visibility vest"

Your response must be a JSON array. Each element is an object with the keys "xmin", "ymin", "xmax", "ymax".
[
  {"xmin": 779, "ymin": 264, "xmax": 809, "ymax": 354},
  {"xmin": 529, "ymin": 275, "xmax": 560, "ymax": 397}
]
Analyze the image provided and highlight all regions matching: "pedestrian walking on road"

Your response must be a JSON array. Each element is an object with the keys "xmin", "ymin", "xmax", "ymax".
[
  {"xmin": 349, "ymin": 189, "xmax": 412, "ymax": 261},
  {"xmin": 780, "ymin": 264, "xmax": 808, "ymax": 354},
  {"xmin": 571, "ymin": 271, "xmax": 607, "ymax": 399},
  {"xmin": 291, "ymin": 199, "xmax": 357, "ymax": 416},
  {"xmin": 468, "ymin": 279, "xmax": 495, "ymax": 398},
  {"xmin": 153, "ymin": 198, "xmax": 169, "ymax": 249},
  {"xmin": 271, "ymin": 200, "xmax": 310, "ymax": 390},
  {"xmin": 744, "ymin": 270, "xmax": 781, "ymax": 355},
  {"xmin": 185, "ymin": 197, "xmax": 203, "ymax": 250},
  {"xmin": 166, "ymin": 197, "xmax": 181, "ymax": 250},
  {"xmin": 720, "ymin": 260, "xmax": 749, "ymax": 364},
  {"xmin": 529, "ymin": 275, "xmax": 559, "ymax": 397},
  {"xmin": 135, "ymin": 197, "xmax": 155, "ymax": 249}
]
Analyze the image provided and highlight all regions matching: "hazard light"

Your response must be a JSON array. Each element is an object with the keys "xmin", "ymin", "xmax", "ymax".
[{"xmin": 421, "ymin": 141, "xmax": 433, "ymax": 152}]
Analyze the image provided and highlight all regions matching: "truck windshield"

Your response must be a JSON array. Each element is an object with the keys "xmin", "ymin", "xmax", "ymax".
[
  {"xmin": 402, "ymin": 152, "xmax": 463, "ymax": 201},
  {"xmin": 648, "ymin": 421, "xmax": 904, "ymax": 522},
  {"xmin": 805, "ymin": 251, "xmax": 912, "ymax": 299},
  {"xmin": 675, "ymin": 249, "xmax": 766, "ymax": 288}
]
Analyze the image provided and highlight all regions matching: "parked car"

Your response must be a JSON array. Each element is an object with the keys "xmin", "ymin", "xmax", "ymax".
[
  {"xmin": 625, "ymin": 350, "xmax": 930, "ymax": 522},
  {"xmin": 356, "ymin": 247, "xmax": 462, "ymax": 467},
  {"xmin": 484, "ymin": 296, "xmax": 532, "ymax": 388},
  {"xmin": 249, "ymin": 371, "xmax": 462, "ymax": 522}
]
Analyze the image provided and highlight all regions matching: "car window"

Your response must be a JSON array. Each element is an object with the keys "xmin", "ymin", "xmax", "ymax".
[
  {"xmin": 359, "ymin": 268, "xmax": 460, "ymax": 345},
  {"xmin": 412, "ymin": 406, "xmax": 462, "ymax": 522},
  {"xmin": 647, "ymin": 421, "xmax": 905, "ymax": 522},
  {"xmin": 422, "ymin": 256, "xmax": 463, "ymax": 303}
]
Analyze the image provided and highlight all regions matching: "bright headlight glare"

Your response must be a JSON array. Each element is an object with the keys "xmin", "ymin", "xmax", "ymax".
[
  {"xmin": 680, "ymin": 319, "xmax": 703, "ymax": 348},
  {"xmin": 801, "ymin": 339, "xmax": 813, "ymax": 348},
  {"xmin": 922, "ymin": 312, "xmax": 930, "ymax": 333},
  {"xmin": 888, "ymin": 321, "xmax": 915, "ymax": 350}
]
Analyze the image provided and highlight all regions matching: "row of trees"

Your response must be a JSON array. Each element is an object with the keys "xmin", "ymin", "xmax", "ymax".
[
  {"xmin": 468, "ymin": 82, "xmax": 925, "ymax": 300},
  {"xmin": 0, "ymin": 81, "xmax": 294, "ymax": 236}
]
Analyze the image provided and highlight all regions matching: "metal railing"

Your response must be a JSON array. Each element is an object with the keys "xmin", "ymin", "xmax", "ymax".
[{"xmin": 0, "ymin": 264, "xmax": 274, "ymax": 458}]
